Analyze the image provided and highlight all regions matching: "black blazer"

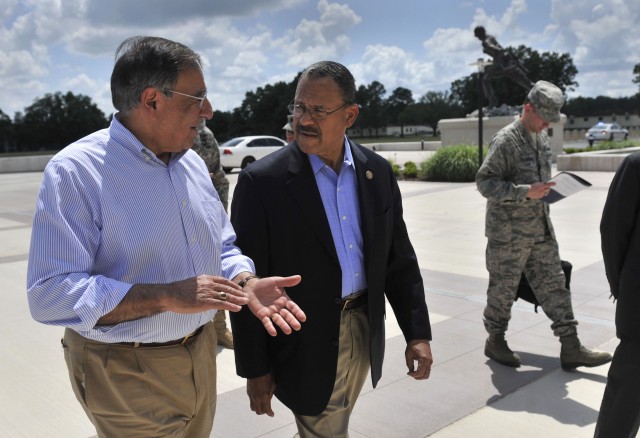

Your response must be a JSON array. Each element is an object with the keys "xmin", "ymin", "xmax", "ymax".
[
  {"xmin": 229, "ymin": 139, "xmax": 431, "ymax": 415},
  {"xmin": 601, "ymin": 152, "xmax": 640, "ymax": 343}
]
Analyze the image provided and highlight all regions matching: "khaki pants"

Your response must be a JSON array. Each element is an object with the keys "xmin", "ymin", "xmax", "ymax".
[
  {"xmin": 62, "ymin": 322, "xmax": 218, "ymax": 438},
  {"xmin": 294, "ymin": 306, "xmax": 370, "ymax": 438}
]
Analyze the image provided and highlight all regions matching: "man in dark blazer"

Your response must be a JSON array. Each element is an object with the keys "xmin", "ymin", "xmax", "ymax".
[
  {"xmin": 596, "ymin": 152, "xmax": 640, "ymax": 437},
  {"xmin": 230, "ymin": 61, "xmax": 433, "ymax": 437}
]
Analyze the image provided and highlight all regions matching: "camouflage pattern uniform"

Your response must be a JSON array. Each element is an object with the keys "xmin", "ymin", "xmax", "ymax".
[
  {"xmin": 192, "ymin": 121, "xmax": 230, "ymax": 211},
  {"xmin": 192, "ymin": 120, "xmax": 234, "ymax": 348},
  {"xmin": 476, "ymin": 118, "xmax": 578, "ymax": 338}
]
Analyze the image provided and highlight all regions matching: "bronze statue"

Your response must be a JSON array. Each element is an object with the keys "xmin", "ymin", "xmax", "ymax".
[{"xmin": 474, "ymin": 26, "xmax": 534, "ymax": 109}]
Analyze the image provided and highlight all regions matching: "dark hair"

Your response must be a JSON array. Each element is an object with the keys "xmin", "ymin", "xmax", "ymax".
[
  {"xmin": 299, "ymin": 61, "xmax": 356, "ymax": 104},
  {"xmin": 110, "ymin": 36, "xmax": 203, "ymax": 114}
]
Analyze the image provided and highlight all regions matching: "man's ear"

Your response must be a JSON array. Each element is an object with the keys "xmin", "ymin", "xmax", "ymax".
[
  {"xmin": 345, "ymin": 103, "xmax": 359, "ymax": 128},
  {"xmin": 141, "ymin": 87, "xmax": 160, "ymax": 112}
]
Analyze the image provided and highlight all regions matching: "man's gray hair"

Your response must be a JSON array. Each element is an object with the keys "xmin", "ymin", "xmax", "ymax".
[
  {"xmin": 111, "ymin": 36, "xmax": 203, "ymax": 114},
  {"xmin": 300, "ymin": 61, "xmax": 356, "ymax": 104}
]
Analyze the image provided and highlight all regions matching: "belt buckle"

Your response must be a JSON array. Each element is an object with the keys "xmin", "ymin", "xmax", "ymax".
[
  {"xmin": 342, "ymin": 296, "xmax": 354, "ymax": 311},
  {"xmin": 342, "ymin": 293, "xmax": 362, "ymax": 311}
]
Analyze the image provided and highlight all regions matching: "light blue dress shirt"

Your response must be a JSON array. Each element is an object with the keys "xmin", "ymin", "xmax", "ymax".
[
  {"xmin": 308, "ymin": 137, "xmax": 367, "ymax": 298},
  {"xmin": 27, "ymin": 115, "xmax": 254, "ymax": 343}
]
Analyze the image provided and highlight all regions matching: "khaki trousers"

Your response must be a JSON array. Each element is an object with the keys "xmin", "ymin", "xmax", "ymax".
[
  {"xmin": 294, "ymin": 306, "xmax": 370, "ymax": 438},
  {"xmin": 62, "ymin": 321, "xmax": 218, "ymax": 438}
]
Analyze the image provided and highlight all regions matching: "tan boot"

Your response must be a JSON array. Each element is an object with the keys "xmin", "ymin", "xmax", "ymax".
[
  {"xmin": 485, "ymin": 333, "xmax": 521, "ymax": 367},
  {"xmin": 213, "ymin": 311, "xmax": 234, "ymax": 349},
  {"xmin": 560, "ymin": 335, "xmax": 612, "ymax": 371}
]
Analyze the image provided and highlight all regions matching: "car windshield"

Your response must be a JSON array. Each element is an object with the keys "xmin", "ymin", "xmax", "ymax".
[{"xmin": 221, "ymin": 138, "xmax": 244, "ymax": 147}]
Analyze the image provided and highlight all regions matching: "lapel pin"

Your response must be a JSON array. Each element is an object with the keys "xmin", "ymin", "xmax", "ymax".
[{"xmin": 365, "ymin": 170, "xmax": 373, "ymax": 180}]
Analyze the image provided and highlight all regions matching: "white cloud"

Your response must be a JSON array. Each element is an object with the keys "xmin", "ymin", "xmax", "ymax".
[
  {"xmin": 281, "ymin": 0, "xmax": 362, "ymax": 68},
  {"xmin": 0, "ymin": 0, "xmax": 638, "ymax": 120},
  {"xmin": 348, "ymin": 45, "xmax": 434, "ymax": 99},
  {"xmin": 549, "ymin": 0, "xmax": 640, "ymax": 97}
]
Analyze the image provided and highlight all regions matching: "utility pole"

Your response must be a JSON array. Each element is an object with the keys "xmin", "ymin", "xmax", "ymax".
[{"xmin": 469, "ymin": 58, "xmax": 492, "ymax": 167}]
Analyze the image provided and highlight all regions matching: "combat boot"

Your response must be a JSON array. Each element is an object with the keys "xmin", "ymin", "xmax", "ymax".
[
  {"xmin": 485, "ymin": 333, "xmax": 521, "ymax": 367},
  {"xmin": 560, "ymin": 335, "xmax": 612, "ymax": 371},
  {"xmin": 213, "ymin": 310, "xmax": 234, "ymax": 349}
]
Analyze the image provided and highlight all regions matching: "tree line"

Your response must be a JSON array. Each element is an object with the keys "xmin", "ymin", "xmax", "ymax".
[{"xmin": 1, "ymin": 48, "xmax": 639, "ymax": 153}]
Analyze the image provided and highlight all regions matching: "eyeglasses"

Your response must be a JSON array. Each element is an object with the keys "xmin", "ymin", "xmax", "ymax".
[
  {"xmin": 167, "ymin": 89, "xmax": 208, "ymax": 108},
  {"xmin": 287, "ymin": 101, "xmax": 351, "ymax": 121}
]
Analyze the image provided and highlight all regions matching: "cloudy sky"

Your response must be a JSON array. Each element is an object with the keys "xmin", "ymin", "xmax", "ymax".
[{"xmin": 1, "ymin": 0, "xmax": 638, "ymax": 118}]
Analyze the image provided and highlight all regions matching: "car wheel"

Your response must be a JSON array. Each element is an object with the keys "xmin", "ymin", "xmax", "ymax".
[
  {"xmin": 223, "ymin": 167, "xmax": 232, "ymax": 174},
  {"xmin": 625, "ymin": 133, "xmax": 628, "ymax": 141},
  {"xmin": 609, "ymin": 134, "xmax": 614, "ymax": 141},
  {"xmin": 241, "ymin": 157, "xmax": 255, "ymax": 169}
]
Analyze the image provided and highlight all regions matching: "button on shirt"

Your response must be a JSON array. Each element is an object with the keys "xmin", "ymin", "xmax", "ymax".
[
  {"xmin": 27, "ymin": 115, "xmax": 254, "ymax": 343},
  {"xmin": 308, "ymin": 137, "xmax": 367, "ymax": 297}
]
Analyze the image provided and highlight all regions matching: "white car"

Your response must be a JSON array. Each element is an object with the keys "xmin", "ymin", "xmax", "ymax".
[
  {"xmin": 219, "ymin": 135, "xmax": 287, "ymax": 173},
  {"xmin": 585, "ymin": 122, "xmax": 629, "ymax": 146}
]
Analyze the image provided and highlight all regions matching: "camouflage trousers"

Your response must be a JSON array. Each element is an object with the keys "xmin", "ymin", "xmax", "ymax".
[
  {"xmin": 483, "ymin": 233, "xmax": 578, "ymax": 338},
  {"xmin": 212, "ymin": 176, "xmax": 229, "ymax": 212}
]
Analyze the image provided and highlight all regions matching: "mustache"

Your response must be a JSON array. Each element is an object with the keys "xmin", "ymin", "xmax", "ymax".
[{"xmin": 297, "ymin": 126, "xmax": 319, "ymax": 135}]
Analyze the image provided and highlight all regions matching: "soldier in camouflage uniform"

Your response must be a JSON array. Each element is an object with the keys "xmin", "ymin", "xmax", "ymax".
[
  {"xmin": 193, "ymin": 119, "xmax": 234, "ymax": 348},
  {"xmin": 476, "ymin": 80, "xmax": 611, "ymax": 370},
  {"xmin": 283, "ymin": 114, "xmax": 295, "ymax": 144},
  {"xmin": 193, "ymin": 119, "xmax": 230, "ymax": 210}
]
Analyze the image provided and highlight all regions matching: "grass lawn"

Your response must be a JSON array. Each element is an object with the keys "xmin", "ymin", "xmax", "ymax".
[{"xmin": 563, "ymin": 139, "xmax": 640, "ymax": 154}]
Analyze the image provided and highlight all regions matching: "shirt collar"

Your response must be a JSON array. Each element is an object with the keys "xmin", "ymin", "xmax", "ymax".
[
  {"xmin": 110, "ymin": 114, "xmax": 188, "ymax": 165},
  {"xmin": 308, "ymin": 135, "xmax": 355, "ymax": 175}
]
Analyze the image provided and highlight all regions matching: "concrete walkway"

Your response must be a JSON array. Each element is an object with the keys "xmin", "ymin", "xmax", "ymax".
[{"xmin": 0, "ymin": 156, "xmax": 617, "ymax": 437}]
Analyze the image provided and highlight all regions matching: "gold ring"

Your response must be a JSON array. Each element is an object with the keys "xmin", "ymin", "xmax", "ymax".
[{"xmin": 218, "ymin": 291, "xmax": 228, "ymax": 300}]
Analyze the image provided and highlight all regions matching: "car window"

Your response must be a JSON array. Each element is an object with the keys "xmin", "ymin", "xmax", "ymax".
[
  {"xmin": 248, "ymin": 138, "xmax": 270, "ymax": 147},
  {"xmin": 265, "ymin": 138, "xmax": 286, "ymax": 146},
  {"xmin": 221, "ymin": 138, "xmax": 243, "ymax": 147}
]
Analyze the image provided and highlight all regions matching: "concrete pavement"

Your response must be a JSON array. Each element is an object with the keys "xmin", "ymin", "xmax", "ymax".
[{"xmin": 0, "ymin": 156, "xmax": 618, "ymax": 437}]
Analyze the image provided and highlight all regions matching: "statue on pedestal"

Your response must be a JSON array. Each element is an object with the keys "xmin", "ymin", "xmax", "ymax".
[{"xmin": 474, "ymin": 26, "xmax": 534, "ymax": 110}]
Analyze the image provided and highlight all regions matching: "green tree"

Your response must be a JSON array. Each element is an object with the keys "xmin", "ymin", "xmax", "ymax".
[
  {"xmin": 16, "ymin": 91, "xmax": 107, "ymax": 151},
  {"xmin": 0, "ymin": 109, "xmax": 15, "ymax": 152},
  {"xmin": 385, "ymin": 87, "xmax": 414, "ymax": 136},
  {"xmin": 564, "ymin": 96, "xmax": 639, "ymax": 117},
  {"xmin": 354, "ymin": 81, "xmax": 386, "ymax": 137},
  {"xmin": 418, "ymin": 91, "xmax": 465, "ymax": 133},
  {"xmin": 398, "ymin": 103, "xmax": 428, "ymax": 127},
  {"xmin": 213, "ymin": 73, "xmax": 301, "ymax": 142},
  {"xmin": 235, "ymin": 80, "xmax": 297, "ymax": 138}
]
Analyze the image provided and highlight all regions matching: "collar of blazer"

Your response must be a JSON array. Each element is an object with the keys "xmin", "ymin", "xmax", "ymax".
[{"xmin": 287, "ymin": 138, "xmax": 376, "ymax": 270}]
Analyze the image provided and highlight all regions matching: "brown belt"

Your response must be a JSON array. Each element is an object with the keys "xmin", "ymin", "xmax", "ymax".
[
  {"xmin": 341, "ymin": 291, "xmax": 368, "ymax": 311},
  {"xmin": 117, "ymin": 325, "xmax": 204, "ymax": 348}
]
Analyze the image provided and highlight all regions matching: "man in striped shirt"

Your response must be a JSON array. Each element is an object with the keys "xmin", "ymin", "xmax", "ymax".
[{"xmin": 26, "ymin": 36, "xmax": 305, "ymax": 438}]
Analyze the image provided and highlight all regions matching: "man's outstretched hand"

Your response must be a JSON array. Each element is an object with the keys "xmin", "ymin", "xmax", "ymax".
[{"xmin": 244, "ymin": 275, "xmax": 306, "ymax": 336}]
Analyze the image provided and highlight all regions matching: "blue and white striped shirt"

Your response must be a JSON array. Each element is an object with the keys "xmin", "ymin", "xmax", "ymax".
[
  {"xmin": 27, "ymin": 115, "xmax": 254, "ymax": 343},
  {"xmin": 308, "ymin": 137, "xmax": 367, "ymax": 297}
]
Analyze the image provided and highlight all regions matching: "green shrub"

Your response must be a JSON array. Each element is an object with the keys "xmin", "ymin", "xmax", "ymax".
[
  {"xmin": 420, "ymin": 145, "xmax": 483, "ymax": 182},
  {"xmin": 388, "ymin": 159, "xmax": 401, "ymax": 176},
  {"xmin": 403, "ymin": 161, "xmax": 418, "ymax": 178},
  {"xmin": 563, "ymin": 140, "xmax": 640, "ymax": 155}
]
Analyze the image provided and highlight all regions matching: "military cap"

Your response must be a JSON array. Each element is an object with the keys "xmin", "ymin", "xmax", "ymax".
[
  {"xmin": 282, "ymin": 114, "xmax": 293, "ymax": 131},
  {"xmin": 527, "ymin": 80, "xmax": 564, "ymax": 123}
]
